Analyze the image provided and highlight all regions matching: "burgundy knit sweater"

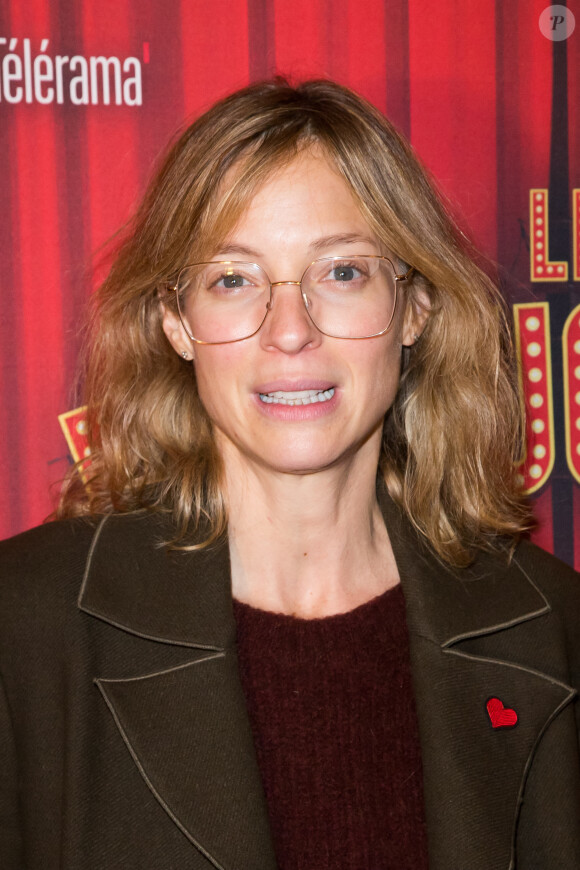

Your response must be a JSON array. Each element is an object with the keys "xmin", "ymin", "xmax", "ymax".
[{"xmin": 233, "ymin": 582, "xmax": 429, "ymax": 869}]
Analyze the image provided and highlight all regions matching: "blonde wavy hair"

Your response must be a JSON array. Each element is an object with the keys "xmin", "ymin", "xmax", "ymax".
[{"xmin": 59, "ymin": 78, "xmax": 530, "ymax": 566}]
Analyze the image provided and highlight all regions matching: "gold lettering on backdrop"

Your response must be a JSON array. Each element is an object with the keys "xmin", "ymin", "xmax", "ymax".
[
  {"xmin": 529, "ymin": 190, "xmax": 568, "ymax": 282},
  {"xmin": 574, "ymin": 190, "xmax": 580, "ymax": 282},
  {"xmin": 562, "ymin": 306, "xmax": 580, "ymax": 484},
  {"xmin": 513, "ymin": 303, "xmax": 555, "ymax": 493}
]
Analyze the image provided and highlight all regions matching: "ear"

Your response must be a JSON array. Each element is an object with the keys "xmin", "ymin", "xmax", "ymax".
[
  {"xmin": 160, "ymin": 301, "xmax": 195, "ymax": 361},
  {"xmin": 402, "ymin": 289, "xmax": 430, "ymax": 348}
]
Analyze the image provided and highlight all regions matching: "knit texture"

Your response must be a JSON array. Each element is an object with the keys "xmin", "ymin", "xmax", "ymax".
[{"xmin": 233, "ymin": 582, "xmax": 429, "ymax": 869}]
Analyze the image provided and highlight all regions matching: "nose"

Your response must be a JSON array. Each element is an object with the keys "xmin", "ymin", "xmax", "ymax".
[{"xmin": 259, "ymin": 280, "xmax": 322, "ymax": 354}]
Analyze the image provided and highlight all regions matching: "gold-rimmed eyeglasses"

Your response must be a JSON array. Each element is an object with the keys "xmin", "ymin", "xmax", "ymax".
[{"xmin": 172, "ymin": 255, "xmax": 414, "ymax": 344}]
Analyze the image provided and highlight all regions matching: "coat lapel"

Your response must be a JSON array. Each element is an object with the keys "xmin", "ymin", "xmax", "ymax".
[
  {"xmin": 79, "ymin": 499, "xmax": 578, "ymax": 870},
  {"xmin": 79, "ymin": 512, "xmax": 277, "ymax": 870},
  {"xmin": 379, "ymin": 488, "xmax": 577, "ymax": 870}
]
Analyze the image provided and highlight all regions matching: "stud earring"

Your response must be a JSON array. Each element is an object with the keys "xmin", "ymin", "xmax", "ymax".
[{"xmin": 181, "ymin": 350, "xmax": 190, "ymax": 360}]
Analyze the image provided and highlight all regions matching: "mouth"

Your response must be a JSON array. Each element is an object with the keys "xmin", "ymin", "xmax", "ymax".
[{"xmin": 258, "ymin": 388, "xmax": 335, "ymax": 406}]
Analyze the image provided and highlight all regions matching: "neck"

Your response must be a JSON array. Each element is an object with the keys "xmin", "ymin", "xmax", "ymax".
[{"xmin": 223, "ymin": 444, "xmax": 400, "ymax": 618}]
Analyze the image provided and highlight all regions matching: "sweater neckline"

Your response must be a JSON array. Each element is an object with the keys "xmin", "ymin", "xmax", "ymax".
[{"xmin": 232, "ymin": 580, "xmax": 403, "ymax": 627}]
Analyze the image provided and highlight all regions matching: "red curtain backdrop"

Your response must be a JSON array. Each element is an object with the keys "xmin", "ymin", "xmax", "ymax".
[{"xmin": 1, "ymin": 0, "xmax": 579, "ymax": 566}]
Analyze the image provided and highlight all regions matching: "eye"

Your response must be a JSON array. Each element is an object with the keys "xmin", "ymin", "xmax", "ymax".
[
  {"xmin": 319, "ymin": 259, "xmax": 370, "ymax": 285},
  {"xmin": 203, "ymin": 264, "xmax": 262, "ymax": 296},
  {"xmin": 330, "ymin": 264, "xmax": 360, "ymax": 282},
  {"xmin": 213, "ymin": 271, "xmax": 252, "ymax": 290}
]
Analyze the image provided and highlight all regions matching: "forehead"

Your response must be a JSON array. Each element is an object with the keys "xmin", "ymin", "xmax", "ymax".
[{"xmin": 216, "ymin": 149, "xmax": 377, "ymax": 256}]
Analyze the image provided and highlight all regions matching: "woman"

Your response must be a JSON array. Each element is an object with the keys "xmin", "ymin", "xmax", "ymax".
[{"xmin": 1, "ymin": 79, "xmax": 579, "ymax": 869}]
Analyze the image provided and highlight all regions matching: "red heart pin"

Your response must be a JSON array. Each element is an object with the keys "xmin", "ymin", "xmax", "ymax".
[{"xmin": 486, "ymin": 697, "xmax": 518, "ymax": 729}]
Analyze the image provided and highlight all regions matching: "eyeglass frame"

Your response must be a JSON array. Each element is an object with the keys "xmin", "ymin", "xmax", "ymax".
[{"xmin": 171, "ymin": 254, "xmax": 415, "ymax": 345}]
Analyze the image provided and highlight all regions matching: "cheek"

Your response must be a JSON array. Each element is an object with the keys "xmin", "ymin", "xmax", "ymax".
[
  {"xmin": 361, "ymin": 339, "xmax": 403, "ymax": 397},
  {"xmin": 193, "ymin": 348, "xmax": 242, "ymax": 422},
  {"xmin": 359, "ymin": 345, "xmax": 404, "ymax": 423}
]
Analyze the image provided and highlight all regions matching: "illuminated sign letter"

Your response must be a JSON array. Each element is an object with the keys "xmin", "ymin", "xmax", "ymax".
[
  {"xmin": 562, "ymin": 305, "xmax": 580, "ymax": 483},
  {"xmin": 530, "ymin": 189, "xmax": 568, "ymax": 282},
  {"xmin": 514, "ymin": 303, "xmax": 555, "ymax": 492},
  {"xmin": 573, "ymin": 189, "xmax": 580, "ymax": 282}
]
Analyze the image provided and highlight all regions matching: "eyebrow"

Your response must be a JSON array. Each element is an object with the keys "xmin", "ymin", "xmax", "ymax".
[
  {"xmin": 215, "ymin": 243, "xmax": 263, "ymax": 259},
  {"xmin": 215, "ymin": 234, "xmax": 380, "ymax": 260},
  {"xmin": 309, "ymin": 234, "xmax": 380, "ymax": 253}
]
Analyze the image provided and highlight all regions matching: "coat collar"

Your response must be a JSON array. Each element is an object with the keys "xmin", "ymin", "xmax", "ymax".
[
  {"xmin": 78, "ymin": 489, "xmax": 550, "ymax": 653},
  {"xmin": 78, "ymin": 493, "xmax": 577, "ymax": 870},
  {"xmin": 376, "ymin": 486, "xmax": 550, "ymax": 648},
  {"xmin": 79, "ymin": 510, "xmax": 236, "ymax": 650}
]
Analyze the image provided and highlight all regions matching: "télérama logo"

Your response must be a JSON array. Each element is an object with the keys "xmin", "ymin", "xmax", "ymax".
[{"xmin": 0, "ymin": 37, "xmax": 146, "ymax": 106}]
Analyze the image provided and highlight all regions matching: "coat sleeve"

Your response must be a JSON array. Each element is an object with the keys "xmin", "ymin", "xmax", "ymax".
[{"xmin": 0, "ymin": 670, "xmax": 23, "ymax": 868}]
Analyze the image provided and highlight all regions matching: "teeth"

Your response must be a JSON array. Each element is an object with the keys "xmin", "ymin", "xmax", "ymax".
[{"xmin": 259, "ymin": 388, "xmax": 335, "ymax": 405}]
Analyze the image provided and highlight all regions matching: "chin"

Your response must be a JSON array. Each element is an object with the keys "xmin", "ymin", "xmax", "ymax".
[
  {"xmin": 255, "ymin": 438, "xmax": 365, "ymax": 477},
  {"xmin": 260, "ymin": 451, "xmax": 337, "ymax": 476}
]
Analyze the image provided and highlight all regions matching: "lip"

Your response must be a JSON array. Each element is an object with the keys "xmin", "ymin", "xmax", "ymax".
[
  {"xmin": 254, "ymin": 379, "xmax": 336, "ymax": 394},
  {"xmin": 253, "ymin": 383, "xmax": 339, "ymax": 420}
]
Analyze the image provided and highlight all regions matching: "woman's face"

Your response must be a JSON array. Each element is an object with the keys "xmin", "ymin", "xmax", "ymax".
[{"xmin": 163, "ymin": 149, "xmax": 422, "ymax": 479}]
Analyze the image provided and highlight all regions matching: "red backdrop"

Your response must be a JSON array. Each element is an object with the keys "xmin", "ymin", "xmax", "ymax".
[{"xmin": 1, "ymin": 0, "xmax": 579, "ymax": 566}]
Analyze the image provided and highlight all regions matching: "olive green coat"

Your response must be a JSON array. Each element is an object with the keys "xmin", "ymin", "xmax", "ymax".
[{"xmin": 1, "ymin": 491, "xmax": 579, "ymax": 868}]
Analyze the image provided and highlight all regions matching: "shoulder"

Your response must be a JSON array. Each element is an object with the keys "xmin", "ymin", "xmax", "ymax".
[
  {"xmin": 0, "ymin": 513, "xmax": 165, "ymax": 635},
  {"xmin": 511, "ymin": 540, "xmax": 580, "ymax": 657},
  {"xmin": 0, "ymin": 512, "xmax": 184, "ymax": 677},
  {"xmin": 0, "ymin": 511, "xmax": 168, "ymax": 579},
  {"xmin": 0, "ymin": 515, "xmax": 99, "ymax": 575},
  {"xmin": 0, "ymin": 516, "xmax": 103, "ymax": 598},
  {"xmin": 511, "ymin": 539, "xmax": 580, "ymax": 605},
  {"xmin": 0, "ymin": 511, "xmax": 177, "ymax": 612},
  {"xmin": 0, "ymin": 517, "xmax": 103, "ymax": 637}
]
